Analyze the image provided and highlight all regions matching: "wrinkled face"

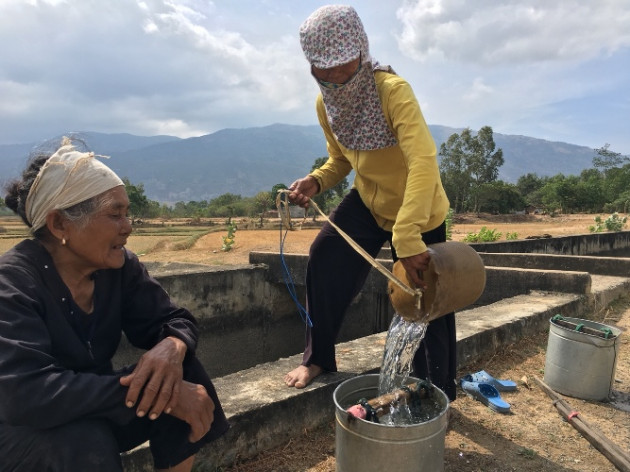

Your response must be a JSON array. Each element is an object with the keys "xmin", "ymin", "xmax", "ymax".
[
  {"xmin": 64, "ymin": 186, "xmax": 132, "ymax": 271},
  {"xmin": 311, "ymin": 56, "xmax": 361, "ymax": 85}
]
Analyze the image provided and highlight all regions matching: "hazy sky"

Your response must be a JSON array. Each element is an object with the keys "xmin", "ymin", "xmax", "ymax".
[{"xmin": 1, "ymin": 0, "xmax": 629, "ymax": 154}]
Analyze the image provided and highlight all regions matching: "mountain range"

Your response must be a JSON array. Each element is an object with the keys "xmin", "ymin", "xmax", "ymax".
[{"xmin": 0, "ymin": 124, "xmax": 597, "ymax": 203}]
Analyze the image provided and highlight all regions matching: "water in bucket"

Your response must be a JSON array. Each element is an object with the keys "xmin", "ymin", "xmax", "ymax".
[
  {"xmin": 378, "ymin": 242, "xmax": 486, "ymax": 425},
  {"xmin": 378, "ymin": 315, "xmax": 428, "ymax": 424}
]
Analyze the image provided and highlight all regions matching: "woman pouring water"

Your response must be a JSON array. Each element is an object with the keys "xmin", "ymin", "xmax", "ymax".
[
  {"xmin": 284, "ymin": 5, "xmax": 457, "ymax": 401},
  {"xmin": 0, "ymin": 138, "xmax": 229, "ymax": 471}
]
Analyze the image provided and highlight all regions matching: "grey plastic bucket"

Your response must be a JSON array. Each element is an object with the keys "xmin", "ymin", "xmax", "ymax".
[
  {"xmin": 333, "ymin": 374, "xmax": 449, "ymax": 472},
  {"xmin": 544, "ymin": 316, "xmax": 621, "ymax": 401}
]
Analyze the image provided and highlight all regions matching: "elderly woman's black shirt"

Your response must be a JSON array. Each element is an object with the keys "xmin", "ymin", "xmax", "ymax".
[{"xmin": 0, "ymin": 239, "xmax": 199, "ymax": 429}]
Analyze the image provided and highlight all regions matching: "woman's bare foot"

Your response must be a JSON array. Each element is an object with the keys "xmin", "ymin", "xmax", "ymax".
[{"xmin": 284, "ymin": 364, "xmax": 323, "ymax": 389}]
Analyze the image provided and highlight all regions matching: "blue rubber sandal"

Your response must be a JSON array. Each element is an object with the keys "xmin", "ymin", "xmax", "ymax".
[
  {"xmin": 460, "ymin": 379, "xmax": 511, "ymax": 414},
  {"xmin": 463, "ymin": 370, "xmax": 517, "ymax": 392}
]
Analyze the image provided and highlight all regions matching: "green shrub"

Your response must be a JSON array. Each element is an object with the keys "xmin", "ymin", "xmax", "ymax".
[
  {"xmin": 463, "ymin": 226, "xmax": 502, "ymax": 243},
  {"xmin": 589, "ymin": 213, "xmax": 627, "ymax": 233},
  {"xmin": 221, "ymin": 222, "xmax": 237, "ymax": 251},
  {"xmin": 445, "ymin": 208, "xmax": 454, "ymax": 241}
]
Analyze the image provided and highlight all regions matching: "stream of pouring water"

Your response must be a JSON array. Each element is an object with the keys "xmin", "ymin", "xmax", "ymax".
[{"xmin": 377, "ymin": 314, "xmax": 428, "ymax": 425}]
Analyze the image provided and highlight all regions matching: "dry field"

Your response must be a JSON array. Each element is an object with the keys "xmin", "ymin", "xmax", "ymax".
[
  {"xmin": 132, "ymin": 213, "xmax": 609, "ymax": 266},
  {"xmin": 0, "ymin": 213, "xmax": 607, "ymax": 263},
  {"xmin": 132, "ymin": 213, "xmax": 606, "ymax": 266},
  {"xmin": 134, "ymin": 213, "xmax": 606, "ymax": 266}
]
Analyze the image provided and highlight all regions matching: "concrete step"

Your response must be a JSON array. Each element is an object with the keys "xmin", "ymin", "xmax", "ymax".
[{"xmin": 121, "ymin": 274, "xmax": 630, "ymax": 470}]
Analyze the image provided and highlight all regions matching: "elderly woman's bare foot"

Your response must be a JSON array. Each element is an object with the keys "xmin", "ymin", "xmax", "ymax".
[{"xmin": 284, "ymin": 364, "xmax": 323, "ymax": 388}]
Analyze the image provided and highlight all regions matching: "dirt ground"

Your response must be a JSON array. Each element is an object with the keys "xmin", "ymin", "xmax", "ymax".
[
  {"xmin": 133, "ymin": 213, "xmax": 601, "ymax": 267},
  {"xmin": 218, "ymin": 300, "xmax": 630, "ymax": 472},
  {"xmin": 136, "ymin": 212, "xmax": 630, "ymax": 472},
  {"xmin": 216, "ymin": 304, "xmax": 630, "ymax": 472}
]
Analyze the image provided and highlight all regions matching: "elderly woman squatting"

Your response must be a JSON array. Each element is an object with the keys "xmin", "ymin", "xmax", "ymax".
[{"xmin": 0, "ymin": 139, "xmax": 228, "ymax": 471}]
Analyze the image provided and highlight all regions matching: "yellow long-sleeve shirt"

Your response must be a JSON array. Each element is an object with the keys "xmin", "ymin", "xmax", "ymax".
[{"xmin": 309, "ymin": 71, "xmax": 450, "ymax": 258}]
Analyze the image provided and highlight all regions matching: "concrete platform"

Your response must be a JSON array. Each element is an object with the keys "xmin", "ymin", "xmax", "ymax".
[{"xmin": 121, "ymin": 273, "xmax": 630, "ymax": 471}]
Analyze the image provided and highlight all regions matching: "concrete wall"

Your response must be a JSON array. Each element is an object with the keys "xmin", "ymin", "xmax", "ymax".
[
  {"xmin": 114, "ymin": 263, "xmax": 308, "ymax": 377},
  {"xmin": 479, "ymin": 253, "xmax": 630, "ymax": 276},
  {"xmin": 114, "ymin": 229, "xmax": 629, "ymax": 377},
  {"xmin": 464, "ymin": 230, "xmax": 630, "ymax": 255},
  {"xmin": 377, "ymin": 230, "xmax": 630, "ymax": 259}
]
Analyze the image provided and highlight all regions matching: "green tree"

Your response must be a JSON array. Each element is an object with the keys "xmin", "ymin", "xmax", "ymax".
[
  {"xmin": 607, "ymin": 188, "xmax": 630, "ymax": 213},
  {"xmin": 123, "ymin": 178, "xmax": 150, "ymax": 223},
  {"xmin": 439, "ymin": 126, "xmax": 504, "ymax": 213},
  {"xmin": 477, "ymin": 181, "xmax": 526, "ymax": 214},
  {"xmin": 271, "ymin": 183, "xmax": 288, "ymax": 209},
  {"xmin": 603, "ymin": 165, "xmax": 630, "ymax": 204},
  {"xmin": 538, "ymin": 174, "xmax": 594, "ymax": 214},
  {"xmin": 516, "ymin": 173, "xmax": 545, "ymax": 208},
  {"xmin": 253, "ymin": 191, "xmax": 272, "ymax": 226},
  {"xmin": 593, "ymin": 144, "xmax": 629, "ymax": 171},
  {"xmin": 158, "ymin": 203, "xmax": 174, "ymax": 218},
  {"xmin": 551, "ymin": 175, "xmax": 581, "ymax": 213},
  {"xmin": 467, "ymin": 126, "xmax": 504, "ymax": 212},
  {"xmin": 210, "ymin": 193, "xmax": 242, "ymax": 207},
  {"xmin": 207, "ymin": 193, "xmax": 245, "ymax": 219},
  {"xmin": 592, "ymin": 145, "xmax": 630, "ymax": 213},
  {"xmin": 0, "ymin": 196, "xmax": 10, "ymax": 216},
  {"xmin": 310, "ymin": 157, "xmax": 349, "ymax": 216},
  {"xmin": 184, "ymin": 200, "xmax": 210, "ymax": 218},
  {"xmin": 145, "ymin": 200, "xmax": 162, "ymax": 218},
  {"xmin": 577, "ymin": 168, "xmax": 606, "ymax": 212},
  {"xmin": 439, "ymin": 132, "xmax": 470, "ymax": 213}
]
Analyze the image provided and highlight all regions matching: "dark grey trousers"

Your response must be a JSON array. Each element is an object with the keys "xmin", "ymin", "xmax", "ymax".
[
  {"xmin": 302, "ymin": 189, "xmax": 457, "ymax": 400},
  {"xmin": 0, "ymin": 356, "xmax": 229, "ymax": 471}
]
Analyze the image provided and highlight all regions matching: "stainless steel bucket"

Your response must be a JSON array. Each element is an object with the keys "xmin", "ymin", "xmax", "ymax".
[
  {"xmin": 333, "ymin": 374, "xmax": 449, "ymax": 472},
  {"xmin": 544, "ymin": 316, "xmax": 622, "ymax": 401}
]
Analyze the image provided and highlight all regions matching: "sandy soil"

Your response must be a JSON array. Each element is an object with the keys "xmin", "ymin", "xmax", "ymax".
[
  {"xmin": 133, "ymin": 213, "xmax": 601, "ymax": 266},
  {"xmin": 0, "ymin": 212, "xmax": 604, "ymax": 264}
]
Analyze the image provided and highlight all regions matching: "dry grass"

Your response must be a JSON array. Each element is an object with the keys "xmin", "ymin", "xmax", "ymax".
[{"xmin": 0, "ymin": 213, "xmax": 609, "ymax": 262}]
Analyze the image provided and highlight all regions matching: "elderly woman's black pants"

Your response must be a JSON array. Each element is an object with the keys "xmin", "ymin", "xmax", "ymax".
[
  {"xmin": 301, "ymin": 189, "xmax": 457, "ymax": 400},
  {"xmin": 0, "ymin": 356, "xmax": 229, "ymax": 471}
]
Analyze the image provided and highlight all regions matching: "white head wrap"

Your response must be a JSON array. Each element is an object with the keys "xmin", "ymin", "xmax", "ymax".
[
  {"xmin": 25, "ymin": 137, "xmax": 124, "ymax": 233},
  {"xmin": 300, "ymin": 5, "xmax": 397, "ymax": 150}
]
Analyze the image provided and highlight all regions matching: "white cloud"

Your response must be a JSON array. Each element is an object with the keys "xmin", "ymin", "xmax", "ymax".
[
  {"xmin": 0, "ymin": 0, "xmax": 312, "ymax": 143},
  {"xmin": 391, "ymin": 0, "xmax": 630, "ymax": 151},
  {"xmin": 0, "ymin": 0, "xmax": 628, "ymax": 153},
  {"xmin": 463, "ymin": 77, "xmax": 493, "ymax": 102},
  {"xmin": 396, "ymin": 0, "xmax": 630, "ymax": 64}
]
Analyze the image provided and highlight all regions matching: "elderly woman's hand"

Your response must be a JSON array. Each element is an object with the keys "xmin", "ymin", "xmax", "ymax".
[
  {"xmin": 168, "ymin": 381, "xmax": 216, "ymax": 442},
  {"xmin": 119, "ymin": 336, "xmax": 187, "ymax": 420}
]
